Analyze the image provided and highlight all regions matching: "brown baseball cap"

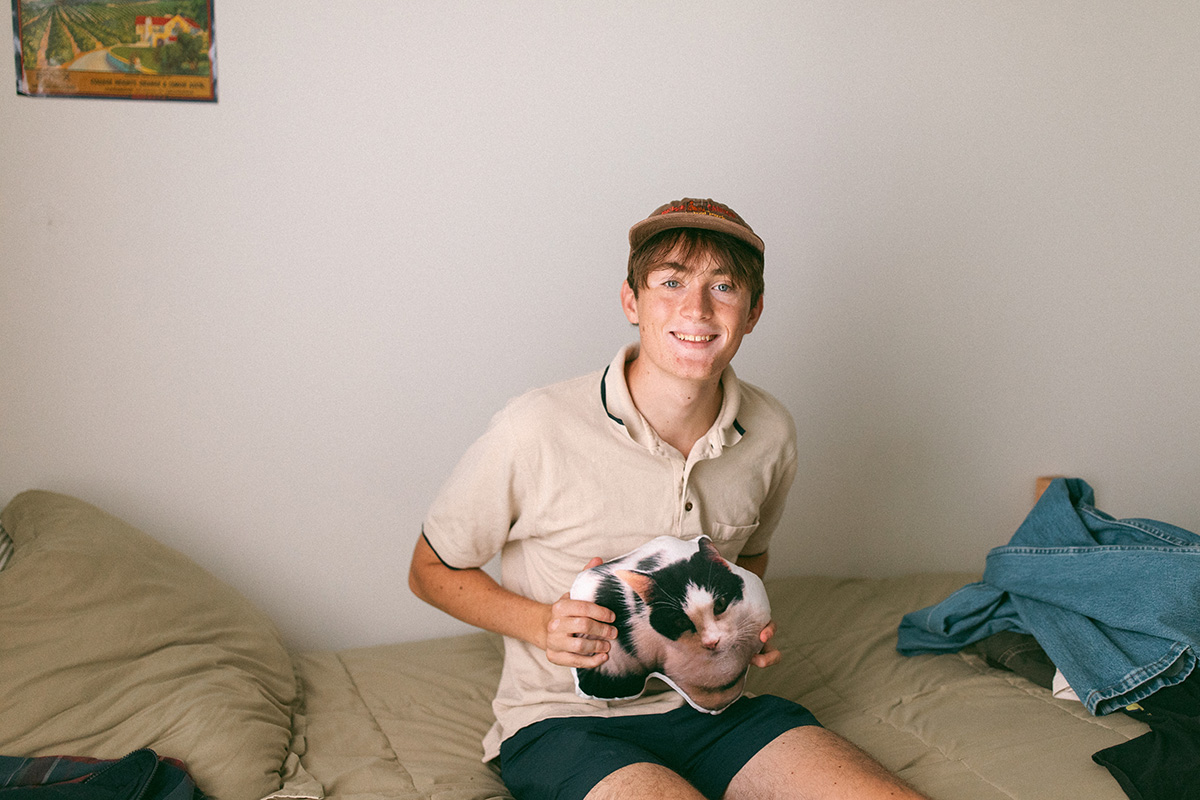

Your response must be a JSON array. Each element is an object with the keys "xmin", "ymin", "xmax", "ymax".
[{"xmin": 628, "ymin": 198, "xmax": 764, "ymax": 255}]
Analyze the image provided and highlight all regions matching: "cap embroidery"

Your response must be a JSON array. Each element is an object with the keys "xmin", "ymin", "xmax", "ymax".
[{"xmin": 654, "ymin": 199, "xmax": 747, "ymax": 228}]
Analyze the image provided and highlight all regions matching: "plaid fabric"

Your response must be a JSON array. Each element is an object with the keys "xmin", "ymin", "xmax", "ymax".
[
  {"xmin": 0, "ymin": 522, "xmax": 13, "ymax": 571},
  {"xmin": 0, "ymin": 754, "xmax": 105, "ymax": 788},
  {"xmin": 0, "ymin": 750, "xmax": 204, "ymax": 800}
]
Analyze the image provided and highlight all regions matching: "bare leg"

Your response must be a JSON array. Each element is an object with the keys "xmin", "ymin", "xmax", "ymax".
[
  {"xmin": 724, "ymin": 727, "xmax": 929, "ymax": 800},
  {"xmin": 584, "ymin": 762, "xmax": 705, "ymax": 800}
]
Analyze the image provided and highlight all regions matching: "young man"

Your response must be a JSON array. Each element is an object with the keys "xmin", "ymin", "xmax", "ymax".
[{"xmin": 409, "ymin": 199, "xmax": 927, "ymax": 800}]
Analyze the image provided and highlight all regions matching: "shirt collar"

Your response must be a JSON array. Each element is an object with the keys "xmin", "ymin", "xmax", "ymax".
[{"xmin": 599, "ymin": 343, "xmax": 745, "ymax": 455}]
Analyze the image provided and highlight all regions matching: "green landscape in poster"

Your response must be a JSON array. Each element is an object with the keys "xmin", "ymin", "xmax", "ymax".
[{"xmin": 13, "ymin": 0, "xmax": 216, "ymax": 100}]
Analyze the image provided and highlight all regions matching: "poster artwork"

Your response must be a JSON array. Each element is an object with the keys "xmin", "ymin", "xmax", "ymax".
[{"xmin": 12, "ymin": 0, "xmax": 215, "ymax": 101}]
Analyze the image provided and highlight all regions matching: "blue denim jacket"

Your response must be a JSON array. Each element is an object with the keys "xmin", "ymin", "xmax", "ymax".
[{"xmin": 897, "ymin": 478, "xmax": 1200, "ymax": 715}]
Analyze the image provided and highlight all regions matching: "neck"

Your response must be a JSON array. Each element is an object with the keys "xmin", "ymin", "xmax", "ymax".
[{"xmin": 625, "ymin": 357, "xmax": 724, "ymax": 457}]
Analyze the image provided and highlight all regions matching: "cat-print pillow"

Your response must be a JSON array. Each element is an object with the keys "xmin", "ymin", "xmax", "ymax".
[{"xmin": 569, "ymin": 535, "xmax": 772, "ymax": 714}]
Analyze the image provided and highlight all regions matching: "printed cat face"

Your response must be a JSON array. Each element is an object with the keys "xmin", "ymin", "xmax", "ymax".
[{"xmin": 614, "ymin": 537, "xmax": 749, "ymax": 649}]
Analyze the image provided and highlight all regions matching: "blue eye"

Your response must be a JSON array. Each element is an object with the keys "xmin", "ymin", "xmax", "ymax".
[{"xmin": 663, "ymin": 279, "xmax": 681, "ymax": 288}]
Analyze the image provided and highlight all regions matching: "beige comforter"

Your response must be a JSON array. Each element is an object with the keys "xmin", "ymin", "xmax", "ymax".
[{"xmin": 294, "ymin": 573, "xmax": 1146, "ymax": 800}]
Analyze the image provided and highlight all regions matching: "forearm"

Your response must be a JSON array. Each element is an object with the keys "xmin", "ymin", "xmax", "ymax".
[
  {"xmin": 408, "ymin": 534, "xmax": 616, "ymax": 667},
  {"xmin": 408, "ymin": 534, "xmax": 550, "ymax": 648},
  {"xmin": 737, "ymin": 549, "xmax": 769, "ymax": 579}
]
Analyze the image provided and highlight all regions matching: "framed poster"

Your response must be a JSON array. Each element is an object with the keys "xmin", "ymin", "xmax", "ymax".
[{"xmin": 13, "ymin": 0, "xmax": 216, "ymax": 101}]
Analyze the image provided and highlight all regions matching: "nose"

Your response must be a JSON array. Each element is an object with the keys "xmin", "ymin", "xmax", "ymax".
[{"xmin": 681, "ymin": 284, "xmax": 712, "ymax": 320}]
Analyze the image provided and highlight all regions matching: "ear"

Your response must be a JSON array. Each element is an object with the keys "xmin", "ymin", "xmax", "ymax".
[
  {"xmin": 620, "ymin": 280, "xmax": 639, "ymax": 325},
  {"xmin": 743, "ymin": 294, "xmax": 764, "ymax": 334},
  {"xmin": 697, "ymin": 537, "xmax": 729, "ymax": 566},
  {"xmin": 615, "ymin": 569, "xmax": 654, "ymax": 603}
]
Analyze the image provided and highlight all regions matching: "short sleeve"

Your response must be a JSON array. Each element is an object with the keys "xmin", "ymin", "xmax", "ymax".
[{"xmin": 422, "ymin": 404, "xmax": 528, "ymax": 569}]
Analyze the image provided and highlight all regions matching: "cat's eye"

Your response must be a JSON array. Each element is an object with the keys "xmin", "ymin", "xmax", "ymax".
[{"xmin": 713, "ymin": 600, "xmax": 728, "ymax": 615}]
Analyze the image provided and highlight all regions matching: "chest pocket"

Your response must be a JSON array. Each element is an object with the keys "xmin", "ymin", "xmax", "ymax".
[{"xmin": 707, "ymin": 520, "xmax": 760, "ymax": 553}]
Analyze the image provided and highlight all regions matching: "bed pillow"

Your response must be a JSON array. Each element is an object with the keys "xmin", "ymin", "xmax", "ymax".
[
  {"xmin": 0, "ymin": 490, "xmax": 307, "ymax": 800},
  {"xmin": 570, "ymin": 535, "xmax": 771, "ymax": 713}
]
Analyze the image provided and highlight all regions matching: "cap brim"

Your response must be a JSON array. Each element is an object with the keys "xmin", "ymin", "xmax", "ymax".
[{"xmin": 628, "ymin": 214, "xmax": 765, "ymax": 255}]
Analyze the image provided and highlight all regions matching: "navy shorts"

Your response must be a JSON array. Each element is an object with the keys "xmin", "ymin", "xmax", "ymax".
[{"xmin": 498, "ymin": 695, "xmax": 821, "ymax": 800}]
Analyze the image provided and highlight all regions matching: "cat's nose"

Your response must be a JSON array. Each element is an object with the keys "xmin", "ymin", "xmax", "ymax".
[{"xmin": 701, "ymin": 636, "xmax": 721, "ymax": 650}]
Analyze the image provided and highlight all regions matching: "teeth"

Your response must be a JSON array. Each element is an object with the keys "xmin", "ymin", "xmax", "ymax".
[{"xmin": 676, "ymin": 333, "xmax": 717, "ymax": 343}]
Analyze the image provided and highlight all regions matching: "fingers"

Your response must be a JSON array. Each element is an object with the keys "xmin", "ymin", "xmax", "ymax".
[
  {"xmin": 542, "ymin": 557, "xmax": 613, "ymax": 669},
  {"xmin": 546, "ymin": 635, "xmax": 610, "ymax": 668},
  {"xmin": 553, "ymin": 592, "xmax": 616, "ymax": 624},
  {"xmin": 750, "ymin": 643, "xmax": 782, "ymax": 669},
  {"xmin": 544, "ymin": 593, "xmax": 617, "ymax": 668},
  {"xmin": 751, "ymin": 620, "xmax": 782, "ymax": 668}
]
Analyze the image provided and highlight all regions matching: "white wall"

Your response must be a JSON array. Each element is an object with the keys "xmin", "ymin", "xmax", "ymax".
[{"xmin": 3, "ymin": 1, "xmax": 1199, "ymax": 651}]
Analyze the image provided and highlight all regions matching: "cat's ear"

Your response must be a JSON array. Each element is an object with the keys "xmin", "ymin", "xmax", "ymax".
[
  {"xmin": 615, "ymin": 569, "xmax": 655, "ymax": 602},
  {"xmin": 697, "ymin": 537, "xmax": 729, "ymax": 565}
]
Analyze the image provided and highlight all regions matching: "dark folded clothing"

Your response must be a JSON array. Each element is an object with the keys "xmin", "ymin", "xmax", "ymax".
[
  {"xmin": 0, "ymin": 749, "xmax": 204, "ymax": 800},
  {"xmin": 1092, "ymin": 671, "xmax": 1200, "ymax": 800},
  {"xmin": 972, "ymin": 630, "xmax": 1200, "ymax": 800},
  {"xmin": 969, "ymin": 630, "xmax": 1056, "ymax": 689}
]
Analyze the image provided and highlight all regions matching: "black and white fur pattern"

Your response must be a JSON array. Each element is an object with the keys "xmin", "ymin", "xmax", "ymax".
[{"xmin": 570, "ymin": 535, "xmax": 771, "ymax": 713}]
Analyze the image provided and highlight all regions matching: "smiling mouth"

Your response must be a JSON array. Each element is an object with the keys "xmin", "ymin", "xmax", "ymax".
[{"xmin": 674, "ymin": 333, "xmax": 717, "ymax": 343}]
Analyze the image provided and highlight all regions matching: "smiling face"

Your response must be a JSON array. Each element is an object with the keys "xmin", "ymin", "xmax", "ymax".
[{"xmin": 621, "ymin": 245, "xmax": 763, "ymax": 389}]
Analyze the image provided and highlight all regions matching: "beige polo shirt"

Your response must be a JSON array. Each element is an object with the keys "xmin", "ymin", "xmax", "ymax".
[{"xmin": 422, "ymin": 344, "xmax": 798, "ymax": 761}]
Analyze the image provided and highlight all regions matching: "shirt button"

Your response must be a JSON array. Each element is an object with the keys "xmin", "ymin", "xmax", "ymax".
[{"xmin": 684, "ymin": 501, "xmax": 694, "ymax": 512}]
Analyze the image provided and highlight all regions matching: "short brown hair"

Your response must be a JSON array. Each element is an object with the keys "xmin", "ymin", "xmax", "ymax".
[{"xmin": 627, "ymin": 227, "xmax": 765, "ymax": 308}]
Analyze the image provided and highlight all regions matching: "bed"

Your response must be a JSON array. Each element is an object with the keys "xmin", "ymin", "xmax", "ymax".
[{"xmin": 1, "ymin": 489, "xmax": 1147, "ymax": 800}]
